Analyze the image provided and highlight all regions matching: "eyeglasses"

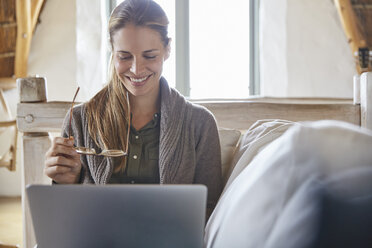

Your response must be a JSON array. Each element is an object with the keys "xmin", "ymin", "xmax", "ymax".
[{"xmin": 69, "ymin": 86, "xmax": 130, "ymax": 157}]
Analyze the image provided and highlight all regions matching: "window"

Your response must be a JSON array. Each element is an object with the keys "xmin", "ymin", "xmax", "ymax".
[
  {"xmin": 152, "ymin": 0, "xmax": 176, "ymax": 88},
  {"xmin": 111, "ymin": 0, "xmax": 259, "ymax": 98},
  {"xmin": 190, "ymin": 0, "xmax": 251, "ymax": 98}
]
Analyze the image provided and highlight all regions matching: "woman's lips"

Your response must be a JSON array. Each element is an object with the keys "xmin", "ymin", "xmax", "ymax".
[{"xmin": 126, "ymin": 74, "xmax": 152, "ymax": 87}]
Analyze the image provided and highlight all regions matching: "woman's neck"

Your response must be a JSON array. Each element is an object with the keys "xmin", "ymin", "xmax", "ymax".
[{"xmin": 129, "ymin": 89, "xmax": 160, "ymax": 130}]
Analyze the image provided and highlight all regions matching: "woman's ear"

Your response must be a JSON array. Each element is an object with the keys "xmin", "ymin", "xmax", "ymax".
[{"xmin": 164, "ymin": 38, "xmax": 172, "ymax": 61}]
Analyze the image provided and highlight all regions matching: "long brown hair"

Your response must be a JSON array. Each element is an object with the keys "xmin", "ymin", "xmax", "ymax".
[{"xmin": 85, "ymin": 0, "xmax": 169, "ymax": 172}]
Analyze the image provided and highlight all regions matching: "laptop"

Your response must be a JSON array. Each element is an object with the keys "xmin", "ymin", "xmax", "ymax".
[{"xmin": 26, "ymin": 184, "xmax": 207, "ymax": 248}]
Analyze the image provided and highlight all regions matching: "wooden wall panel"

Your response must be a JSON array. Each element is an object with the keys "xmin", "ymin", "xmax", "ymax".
[
  {"xmin": 0, "ymin": 56, "xmax": 14, "ymax": 77},
  {"xmin": 0, "ymin": 23, "xmax": 17, "ymax": 53},
  {"xmin": 0, "ymin": 0, "xmax": 16, "ymax": 23}
]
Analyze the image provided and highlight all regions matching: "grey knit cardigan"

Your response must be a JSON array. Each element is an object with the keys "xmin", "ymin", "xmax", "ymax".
[{"xmin": 62, "ymin": 77, "xmax": 222, "ymax": 209}]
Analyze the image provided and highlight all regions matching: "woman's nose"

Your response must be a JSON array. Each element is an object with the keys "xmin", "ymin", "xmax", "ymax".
[{"xmin": 130, "ymin": 59, "xmax": 144, "ymax": 75}]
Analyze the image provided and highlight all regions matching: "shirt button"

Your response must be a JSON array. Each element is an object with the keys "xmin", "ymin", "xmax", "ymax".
[
  {"xmin": 133, "ymin": 155, "xmax": 138, "ymax": 159},
  {"xmin": 135, "ymin": 135, "xmax": 139, "ymax": 139}
]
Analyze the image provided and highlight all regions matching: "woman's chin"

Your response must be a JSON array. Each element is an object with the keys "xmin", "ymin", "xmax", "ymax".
[{"xmin": 124, "ymin": 83, "xmax": 146, "ymax": 96}]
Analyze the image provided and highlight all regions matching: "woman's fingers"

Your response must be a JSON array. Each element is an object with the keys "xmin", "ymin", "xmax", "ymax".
[
  {"xmin": 52, "ymin": 136, "xmax": 74, "ymax": 148},
  {"xmin": 45, "ymin": 154, "xmax": 79, "ymax": 169},
  {"xmin": 44, "ymin": 165, "xmax": 81, "ymax": 184},
  {"xmin": 52, "ymin": 172, "xmax": 80, "ymax": 184},
  {"xmin": 44, "ymin": 154, "xmax": 81, "ymax": 183},
  {"xmin": 46, "ymin": 137, "xmax": 77, "ymax": 158},
  {"xmin": 44, "ymin": 165, "xmax": 72, "ymax": 178},
  {"xmin": 44, "ymin": 136, "xmax": 82, "ymax": 183}
]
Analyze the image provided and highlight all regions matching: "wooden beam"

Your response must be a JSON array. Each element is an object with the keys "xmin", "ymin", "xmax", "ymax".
[
  {"xmin": 353, "ymin": 4, "xmax": 372, "ymax": 10},
  {"xmin": 15, "ymin": 0, "xmax": 32, "ymax": 78},
  {"xmin": 201, "ymin": 102, "xmax": 360, "ymax": 130},
  {"xmin": 193, "ymin": 97, "xmax": 354, "ymax": 104},
  {"xmin": 0, "ymin": 52, "xmax": 15, "ymax": 58},
  {"xmin": 0, "ymin": 243, "xmax": 19, "ymax": 248},
  {"xmin": 17, "ymin": 100, "xmax": 361, "ymax": 133},
  {"xmin": 17, "ymin": 77, "xmax": 50, "ymax": 248},
  {"xmin": 0, "ymin": 119, "xmax": 16, "ymax": 127},
  {"xmin": 30, "ymin": 0, "xmax": 44, "ymax": 32},
  {"xmin": 334, "ymin": 0, "xmax": 367, "ymax": 74},
  {"xmin": 0, "ymin": 77, "xmax": 17, "ymax": 90},
  {"xmin": 17, "ymin": 101, "xmax": 71, "ymax": 132},
  {"xmin": 22, "ymin": 135, "xmax": 51, "ymax": 248}
]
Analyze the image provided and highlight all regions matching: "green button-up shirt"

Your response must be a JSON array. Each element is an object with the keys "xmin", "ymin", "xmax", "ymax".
[{"xmin": 109, "ymin": 113, "xmax": 160, "ymax": 184}]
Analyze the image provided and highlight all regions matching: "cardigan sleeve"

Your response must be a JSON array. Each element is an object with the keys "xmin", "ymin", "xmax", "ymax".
[
  {"xmin": 193, "ymin": 107, "xmax": 223, "ymax": 214},
  {"xmin": 60, "ymin": 104, "xmax": 95, "ymax": 184}
]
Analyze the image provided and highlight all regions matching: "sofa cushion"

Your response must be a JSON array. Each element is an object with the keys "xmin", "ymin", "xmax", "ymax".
[
  {"xmin": 224, "ymin": 119, "xmax": 295, "ymax": 191},
  {"xmin": 218, "ymin": 128, "xmax": 241, "ymax": 185},
  {"xmin": 267, "ymin": 166, "xmax": 372, "ymax": 248}
]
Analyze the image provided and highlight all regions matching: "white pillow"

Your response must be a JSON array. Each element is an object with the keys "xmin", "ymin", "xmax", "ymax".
[
  {"xmin": 224, "ymin": 119, "xmax": 295, "ymax": 191},
  {"xmin": 218, "ymin": 128, "xmax": 241, "ymax": 186},
  {"xmin": 265, "ymin": 166, "xmax": 372, "ymax": 248},
  {"xmin": 205, "ymin": 120, "xmax": 372, "ymax": 248}
]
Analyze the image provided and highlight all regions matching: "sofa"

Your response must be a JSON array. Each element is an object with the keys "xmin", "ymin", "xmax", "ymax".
[{"xmin": 209, "ymin": 119, "xmax": 372, "ymax": 248}]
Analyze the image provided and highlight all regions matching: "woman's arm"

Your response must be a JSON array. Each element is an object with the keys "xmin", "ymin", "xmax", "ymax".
[
  {"xmin": 44, "ymin": 107, "xmax": 83, "ymax": 184},
  {"xmin": 193, "ymin": 108, "xmax": 223, "ymax": 217}
]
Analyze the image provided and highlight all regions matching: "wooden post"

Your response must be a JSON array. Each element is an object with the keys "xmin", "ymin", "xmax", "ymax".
[
  {"xmin": 30, "ymin": 0, "xmax": 45, "ymax": 32},
  {"xmin": 361, "ymin": 72, "xmax": 372, "ymax": 130},
  {"xmin": 334, "ymin": 0, "xmax": 367, "ymax": 74},
  {"xmin": 15, "ymin": 0, "xmax": 32, "ymax": 78},
  {"xmin": 16, "ymin": 77, "xmax": 51, "ymax": 248},
  {"xmin": 353, "ymin": 74, "xmax": 360, "ymax": 105}
]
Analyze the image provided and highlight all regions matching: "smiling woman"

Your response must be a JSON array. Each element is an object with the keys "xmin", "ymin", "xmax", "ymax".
[
  {"xmin": 44, "ymin": 0, "xmax": 222, "ymax": 218},
  {"xmin": 115, "ymin": 0, "xmax": 176, "ymax": 87},
  {"xmin": 112, "ymin": 24, "xmax": 170, "ymax": 98}
]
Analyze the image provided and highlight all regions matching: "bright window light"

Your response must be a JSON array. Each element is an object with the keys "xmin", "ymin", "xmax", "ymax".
[
  {"xmin": 190, "ymin": 0, "xmax": 250, "ymax": 98},
  {"xmin": 153, "ymin": 0, "xmax": 176, "ymax": 88}
]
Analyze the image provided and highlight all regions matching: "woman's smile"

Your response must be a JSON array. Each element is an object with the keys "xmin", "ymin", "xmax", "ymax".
[{"xmin": 125, "ymin": 74, "xmax": 153, "ymax": 87}]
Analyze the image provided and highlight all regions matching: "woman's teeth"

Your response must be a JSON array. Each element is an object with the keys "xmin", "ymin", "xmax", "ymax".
[{"xmin": 130, "ymin": 76, "xmax": 148, "ymax": 83}]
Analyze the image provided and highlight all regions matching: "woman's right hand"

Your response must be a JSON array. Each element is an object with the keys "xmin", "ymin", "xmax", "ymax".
[{"xmin": 44, "ymin": 137, "xmax": 82, "ymax": 184}]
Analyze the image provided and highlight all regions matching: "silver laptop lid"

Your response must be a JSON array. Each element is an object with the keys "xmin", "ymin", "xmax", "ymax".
[{"xmin": 26, "ymin": 184, "xmax": 207, "ymax": 248}]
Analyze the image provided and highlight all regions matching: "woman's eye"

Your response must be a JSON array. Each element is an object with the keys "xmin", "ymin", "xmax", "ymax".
[
  {"xmin": 118, "ymin": 56, "xmax": 131, "ymax": 60},
  {"xmin": 144, "ymin": 55, "xmax": 157, "ymax": 59}
]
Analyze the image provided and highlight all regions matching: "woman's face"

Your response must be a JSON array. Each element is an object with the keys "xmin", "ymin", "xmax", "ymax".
[{"xmin": 112, "ymin": 24, "xmax": 170, "ymax": 98}]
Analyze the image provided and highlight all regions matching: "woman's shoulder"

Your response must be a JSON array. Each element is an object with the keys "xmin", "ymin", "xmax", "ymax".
[
  {"xmin": 71, "ymin": 103, "xmax": 87, "ymax": 119},
  {"xmin": 184, "ymin": 101, "xmax": 219, "ymax": 145},
  {"xmin": 61, "ymin": 102, "xmax": 87, "ymax": 137},
  {"xmin": 63, "ymin": 103, "xmax": 87, "ymax": 128},
  {"xmin": 187, "ymin": 100, "xmax": 214, "ymax": 117},
  {"xmin": 187, "ymin": 101, "xmax": 217, "ymax": 128},
  {"xmin": 161, "ymin": 79, "xmax": 217, "ymax": 127}
]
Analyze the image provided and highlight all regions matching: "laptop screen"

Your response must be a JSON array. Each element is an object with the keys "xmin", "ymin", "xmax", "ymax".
[{"xmin": 27, "ymin": 184, "xmax": 207, "ymax": 248}]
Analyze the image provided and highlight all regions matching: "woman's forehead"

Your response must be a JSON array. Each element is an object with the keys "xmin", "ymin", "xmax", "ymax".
[{"xmin": 112, "ymin": 24, "xmax": 164, "ymax": 52}]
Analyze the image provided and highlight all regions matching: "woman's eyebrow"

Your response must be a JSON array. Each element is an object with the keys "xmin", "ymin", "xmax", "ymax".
[
  {"xmin": 143, "ymin": 49, "xmax": 159, "ymax": 53},
  {"xmin": 117, "ymin": 50, "xmax": 130, "ymax": 54},
  {"xmin": 116, "ymin": 50, "xmax": 159, "ymax": 53}
]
